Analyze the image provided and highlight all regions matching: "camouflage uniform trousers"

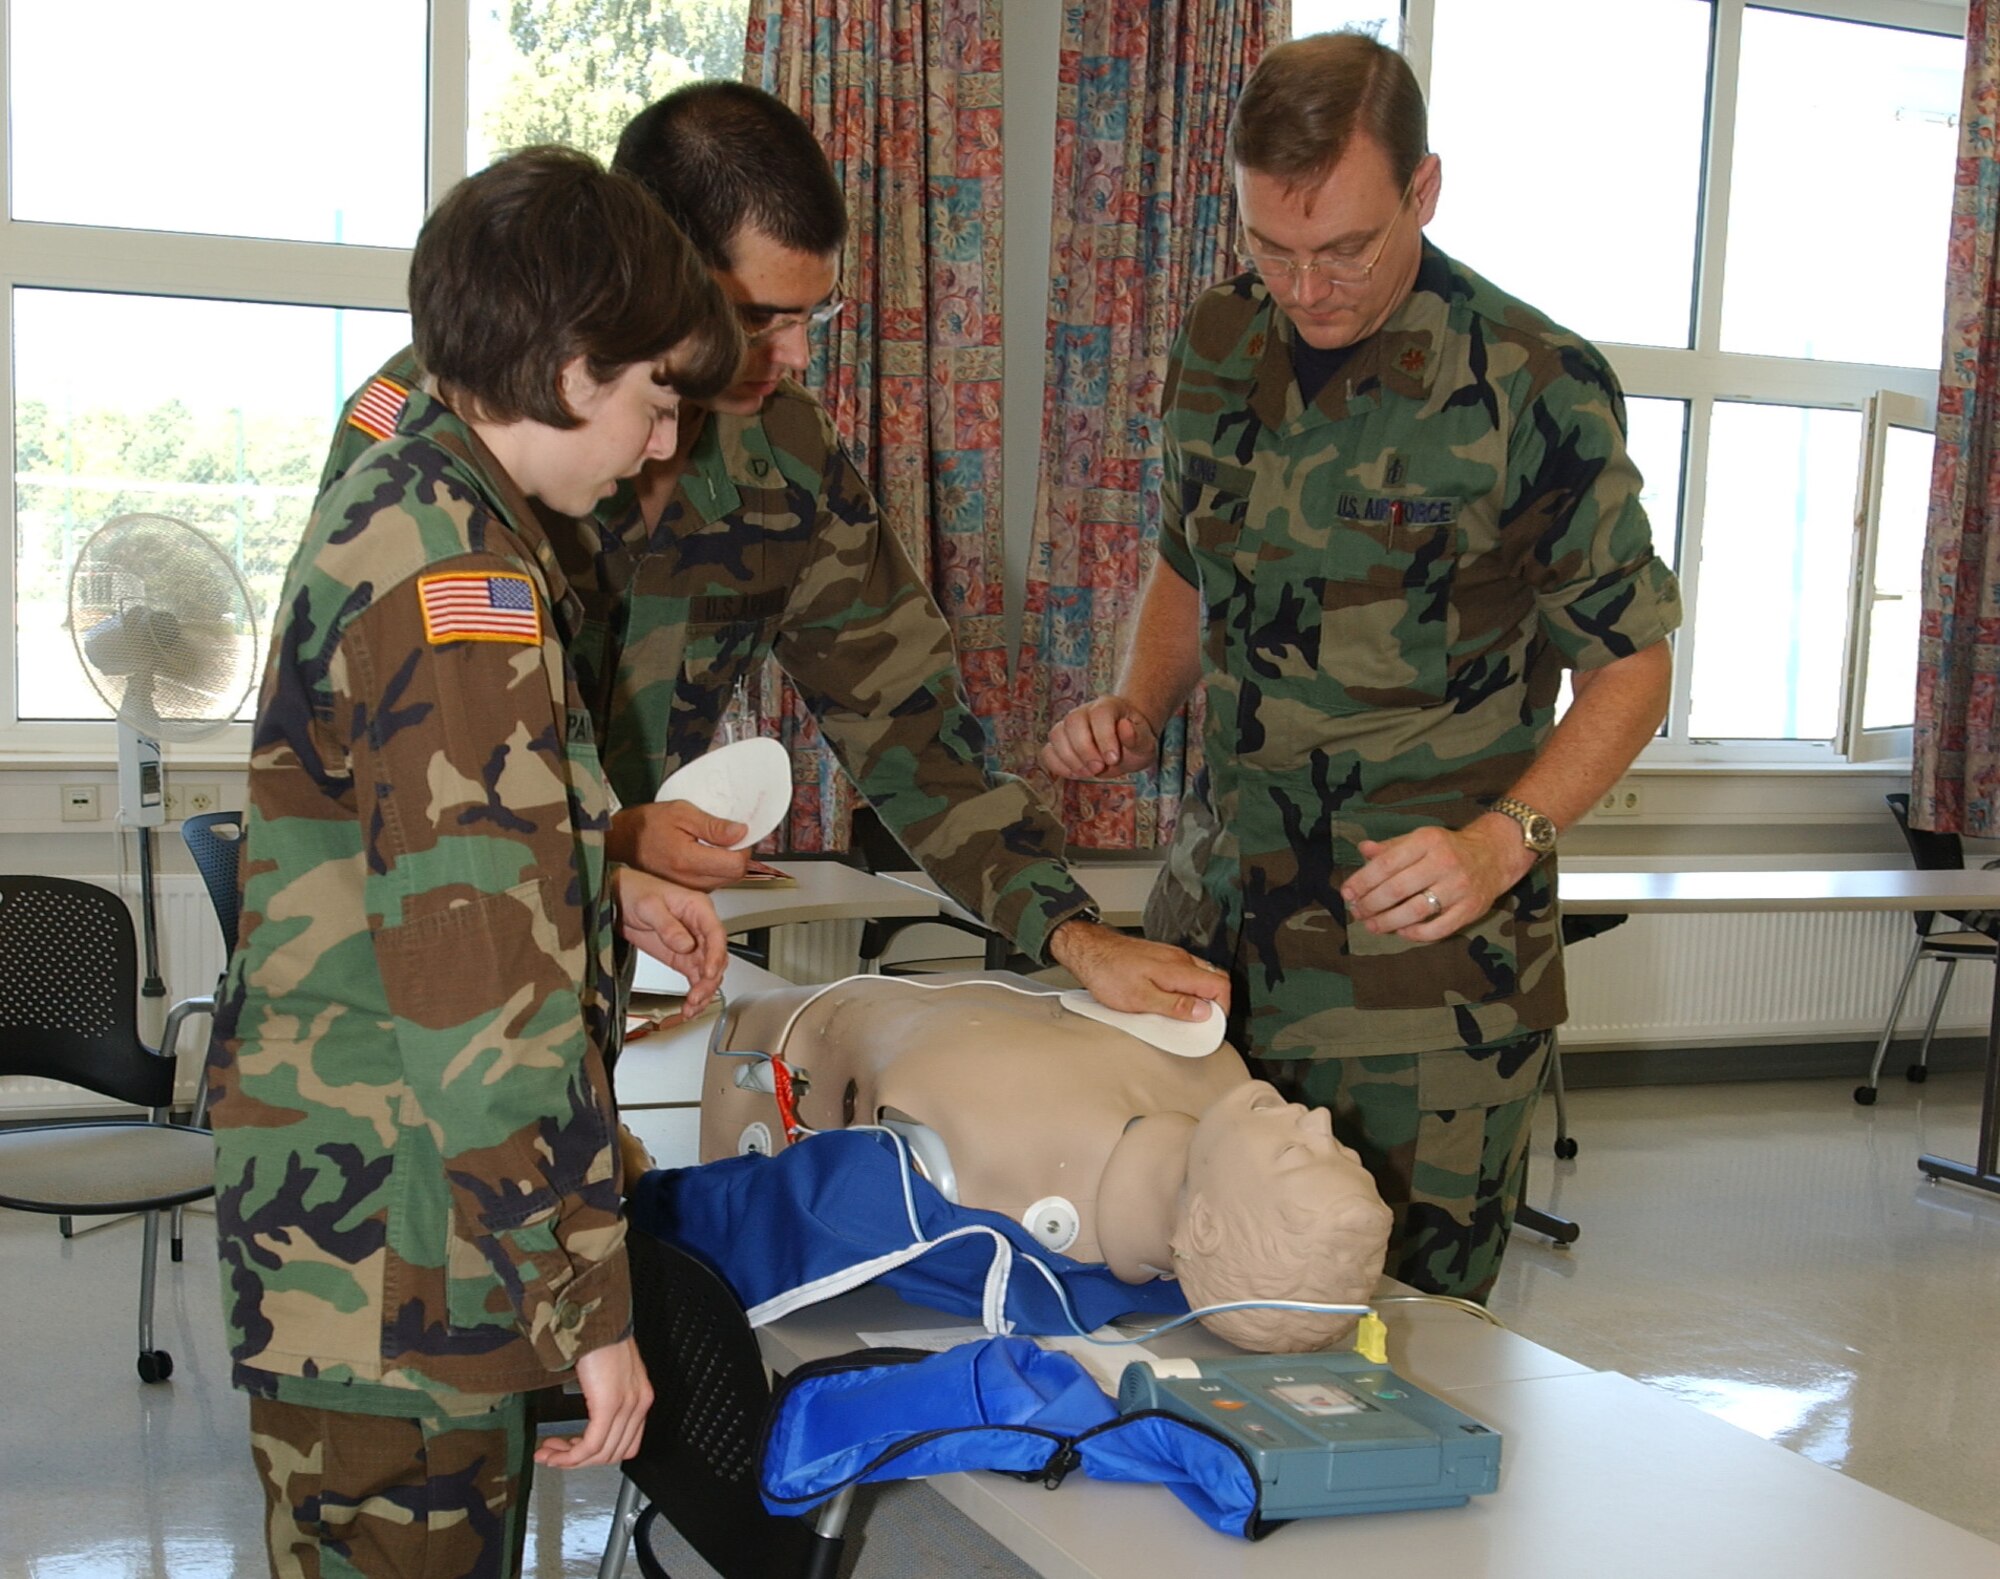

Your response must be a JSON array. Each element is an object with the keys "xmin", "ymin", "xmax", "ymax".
[
  {"xmin": 1248, "ymin": 1031, "xmax": 1552, "ymax": 1303},
  {"xmin": 249, "ymin": 1395, "xmax": 532, "ymax": 1579}
]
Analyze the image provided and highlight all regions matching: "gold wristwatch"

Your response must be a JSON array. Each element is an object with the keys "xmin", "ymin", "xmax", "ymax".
[{"xmin": 1490, "ymin": 795, "xmax": 1557, "ymax": 856}]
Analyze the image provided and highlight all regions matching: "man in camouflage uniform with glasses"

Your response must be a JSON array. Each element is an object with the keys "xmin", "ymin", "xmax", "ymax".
[
  {"xmin": 1044, "ymin": 33, "xmax": 1680, "ymax": 1301},
  {"xmin": 325, "ymin": 82, "xmax": 1226, "ymax": 1024}
]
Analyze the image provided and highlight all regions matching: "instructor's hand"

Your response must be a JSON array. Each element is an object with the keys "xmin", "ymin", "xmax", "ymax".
[
  {"xmin": 534, "ymin": 1337, "xmax": 651, "ymax": 1470},
  {"xmin": 1340, "ymin": 817, "xmax": 1535, "ymax": 943},
  {"xmin": 608, "ymin": 800, "xmax": 751, "ymax": 890},
  {"xmin": 1048, "ymin": 920, "xmax": 1230, "ymax": 1022},
  {"xmin": 1041, "ymin": 695, "xmax": 1160, "ymax": 780}
]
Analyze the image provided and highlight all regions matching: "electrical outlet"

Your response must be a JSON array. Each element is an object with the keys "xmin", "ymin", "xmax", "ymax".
[
  {"xmin": 185, "ymin": 784, "xmax": 220, "ymax": 816},
  {"xmin": 161, "ymin": 783, "xmax": 180, "ymax": 819},
  {"xmin": 1596, "ymin": 783, "xmax": 1643, "ymax": 818},
  {"xmin": 60, "ymin": 784, "xmax": 100, "ymax": 822}
]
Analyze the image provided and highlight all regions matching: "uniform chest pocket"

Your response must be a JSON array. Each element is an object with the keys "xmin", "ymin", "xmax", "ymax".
[
  {"xmin": 1318, "ymin": 510, "xmax": 1462, "ymax": 710},
  {"xmin": 664, "ymin": 617, "xmax": 777, "ymax": 763},
  {"xmin": 1181, "ymin": 456, "xmax": 1259, "ymax": 558}
]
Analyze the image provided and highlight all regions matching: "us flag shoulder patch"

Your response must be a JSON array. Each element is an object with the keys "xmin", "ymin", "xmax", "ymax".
[
  {"xmin": 347, "ymin": 376, "xmax": 410, "ymax": 442},
  {"xmin": 418, "ymin": 571, "xmax": 542, "ymax": 646}
]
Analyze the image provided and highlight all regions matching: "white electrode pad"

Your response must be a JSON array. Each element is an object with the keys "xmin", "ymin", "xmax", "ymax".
[
  {"xmin": 654, "ymin": 736, "xmax": 793, "ymax": 850},
  {"xmin": 1056, "ymin": 990, "xmax": 1226, "ymax": 1057}
]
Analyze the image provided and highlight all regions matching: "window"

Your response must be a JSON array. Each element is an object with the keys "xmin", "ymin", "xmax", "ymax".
[
  {"xmin": 2, "ymin": 0, "xmax": 746, "ymax": 747},
  {"xmin": 1299, "ymin": 0, "xmax": 1965, "ymax": 761}
]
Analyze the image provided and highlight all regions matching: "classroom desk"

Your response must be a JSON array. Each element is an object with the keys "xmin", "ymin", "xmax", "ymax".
[
  {"xmin": 713, "ymin": 861, "xmax": 940, "ymax": 935},
  {"xmin": 756, "ymin": 1285, "xmax": 2000, "ymax": 1579},
  {"xmin": 932, "ymin": 862, "xmax": 2000, "ymax": 928},
  {"xmin": 1562, "ymin": 869, "xmax": 2000, "ymax": 1196}
]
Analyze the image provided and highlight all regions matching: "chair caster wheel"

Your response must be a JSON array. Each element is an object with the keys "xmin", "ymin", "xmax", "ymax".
[
  {"xmin": 137, "ymin": 1349, "xmax": 173, "ymax": 1384},
  {"xmin": 1554, "ymin": 1137, "xmax": 1579, "ymax": 1160},
  {"xmin": 1905, "ymin": 1065, "xmax": 1929, "ymax": 1084},
  {"xmin": 1853, "ymin": 1085, "xmax": 1879, "ymax": 1106}
]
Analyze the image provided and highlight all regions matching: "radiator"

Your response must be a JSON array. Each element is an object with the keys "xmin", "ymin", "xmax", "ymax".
[
  {"xmin": 768, "ymin": 917, "xmax": 868, "ymax": 985},
  {"xmin": 1561, "ymin": 908, "xmax": 1986, "ymax": 1048},
  {"xmin": 0, "ymin": 875, "xmax": 228, "ymax": 1116}
]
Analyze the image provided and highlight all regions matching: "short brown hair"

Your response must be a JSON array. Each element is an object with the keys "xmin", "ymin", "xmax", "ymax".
[
  {"xmin": 410, "ymin": 145, "xmax": 742, "ymax": 428},
  {"xmin": 1229, "ymin": 32, "xmax": 1428, "ymax": 191},
  {"xmin": 614, "ymin": 82, "xmax": 847, "ymax": 270}
]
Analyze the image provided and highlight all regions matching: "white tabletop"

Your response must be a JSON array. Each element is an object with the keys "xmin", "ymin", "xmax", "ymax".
[
  {"xmin": 889, "ymin": 864, "xmax": 2000, "ymax": 929},
  {"xmin": 1560, "ymin": 867, "xmax": 2000, "ymax": 914},
  {"xmin": 755, "ymin": 1288, "xmax": 1999, "ymax": 1579},
  {"xmin": 711, "ymin": 862, "xmax": 941, "ymax": 934}
]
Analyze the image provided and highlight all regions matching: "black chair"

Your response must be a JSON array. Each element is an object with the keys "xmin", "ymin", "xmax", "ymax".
[
  {"xmin": 0, "ymin": 875, "xmax": 216, "ymax": 1382},
  {"xmin": 1855, "ymin": 793, "xmax": 2000, "ymax": 1106},
  {"xmin": 182, "ymin": 810, "xmax": 244, "ymax": 959},
  {"xmin": 598, "ymin": 1230, "xmax": 853, "ymax": 1579}
]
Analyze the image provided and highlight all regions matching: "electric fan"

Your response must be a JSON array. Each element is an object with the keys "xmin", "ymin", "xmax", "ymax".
[{"xmin": 67, "ymin": 513, "xmax": 259, "ymax": 995}]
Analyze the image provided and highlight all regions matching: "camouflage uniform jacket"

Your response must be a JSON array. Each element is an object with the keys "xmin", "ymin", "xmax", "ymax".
[
  {"xmin": 323, "ymin": 355, "xmax": 1095, "ymax": 962},
  {"xmin": 213, "ymin": 387, "xmax": 629, "ymax": 1416},
  {"xmin": 1147, "ymin": 243, "xmax": 1681, "ymax": 1060}
]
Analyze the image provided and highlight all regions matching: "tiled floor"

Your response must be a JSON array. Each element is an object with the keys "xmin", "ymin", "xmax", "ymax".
[{"xmin": 2, "ymin": 1068, "xmax": 1995, "ymax": 1576}]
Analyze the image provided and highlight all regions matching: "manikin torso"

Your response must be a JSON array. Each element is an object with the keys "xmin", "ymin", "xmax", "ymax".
[{"xmin": 699, "ymin": 978, "xmax": 1249, "ymax": 1266}]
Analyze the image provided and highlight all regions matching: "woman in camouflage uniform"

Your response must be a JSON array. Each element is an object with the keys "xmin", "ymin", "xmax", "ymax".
[{"xmin": 209, "ymin": 148, "xmax": 742, "ymax": 1579}]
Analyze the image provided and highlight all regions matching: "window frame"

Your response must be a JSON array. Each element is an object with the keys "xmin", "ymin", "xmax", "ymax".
[
  {"xmin": 1395, "ymin": 0, "xmax": 1964, "ymax": 765},
  {"xmin": 0, "ymin": 0, "xmax": 476, "ymax": 759}
]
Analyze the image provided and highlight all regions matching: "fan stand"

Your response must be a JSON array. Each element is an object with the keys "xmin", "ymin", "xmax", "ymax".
[{"xmin": 116, "ymin": 720, "xmax": 169, "ymax": 1001}]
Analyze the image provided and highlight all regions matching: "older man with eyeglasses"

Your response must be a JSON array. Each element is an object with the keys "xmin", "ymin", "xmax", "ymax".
[
  {"xmin": 323, "ymin": 83, "xmax": 1229, "ymax": 1030},
  {"xmin": 1042, "ymin": 33, "xmax": 1680, "ymax": 1302}
]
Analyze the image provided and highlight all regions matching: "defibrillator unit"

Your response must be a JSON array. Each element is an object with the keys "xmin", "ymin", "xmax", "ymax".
[{"xmin": 1117, "ymin": 1351, "xmax": 1501, "ymax": 1519}]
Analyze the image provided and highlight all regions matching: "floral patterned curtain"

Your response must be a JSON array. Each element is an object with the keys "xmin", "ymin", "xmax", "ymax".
[
  {"xmin": 1915, "ymin": 1, "xmax": 2000, "ymax": 834},
  {"xmin": 1006, "ymin": 0, "xmax": 1282, "ymax": 849},
  {"xmin": 745, "ymin": 0, "xmax": 1007, "ymax": 850}
]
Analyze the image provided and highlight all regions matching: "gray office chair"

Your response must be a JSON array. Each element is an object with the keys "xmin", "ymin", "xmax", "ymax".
[
  {"xmin": 0, "ymin": 875, "xmax": 216, "ymax": 1382},
  {"xmin": 1856, "ymin": 793, "xmax": 2000, "ymax": 1106}
]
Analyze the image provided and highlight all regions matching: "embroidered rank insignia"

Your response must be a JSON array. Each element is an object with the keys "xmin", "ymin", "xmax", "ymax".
[
  {"xmin": 418, "ymin": 572, "xmax": 542, "ymax": 645},
  {"xmin": 347, "ymin": 376, "xmax": 410, "ymax": 442}
]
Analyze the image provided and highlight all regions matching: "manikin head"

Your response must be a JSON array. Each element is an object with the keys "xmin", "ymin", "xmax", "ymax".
[
  {"xmin": 1169, "ymin": 1081, "xmax": 1393, "ymax": 1351},
  {"xmin": 613, "ymin": 82, "xmax": 847, "ymax": 413}
]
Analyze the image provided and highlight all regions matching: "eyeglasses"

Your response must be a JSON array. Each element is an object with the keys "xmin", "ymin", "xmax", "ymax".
[
  {"xmin": 1238, "ymin": 175, "xmax": 1416, "ymax": 294},
  {"xmin": 739, "ymin": 289, "xmax": 848, "ymax": 344}
]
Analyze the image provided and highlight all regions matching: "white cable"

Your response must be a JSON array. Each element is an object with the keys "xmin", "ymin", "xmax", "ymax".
[
  {"xmin": 761, "ymin": 972, "xmax": 1065, "ymax": 1073},
  {"xmin": 1372, "ymin": 1292, "xmax": 1508, "ymax": 1329}
]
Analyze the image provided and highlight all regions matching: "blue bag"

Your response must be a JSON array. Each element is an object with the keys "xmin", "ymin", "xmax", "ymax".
[
  {"xmin": 627, "ymin": 1129, "xmax": 1189, "ymax": 1335},
  {"xmin": 759, "ymin": 1337, "xmax": 1268, "ymax": 1540}
]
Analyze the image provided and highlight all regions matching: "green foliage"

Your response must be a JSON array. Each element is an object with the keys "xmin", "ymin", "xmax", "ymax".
[
  {"xmin": 482, "ymin": 0, "xmax": 749, "ymax": 163},
  {"xmin": 14, "ymin": 395, "xmax": 323, "ymax": 632}
]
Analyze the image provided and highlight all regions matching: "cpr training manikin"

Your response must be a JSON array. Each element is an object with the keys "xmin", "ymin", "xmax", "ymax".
[{"xmin": 678, "ymin": 974, "xmax": 1394, "ymax": 1352}]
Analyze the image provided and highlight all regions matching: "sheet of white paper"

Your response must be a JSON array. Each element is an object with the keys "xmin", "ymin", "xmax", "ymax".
[
  {"xmin": 855, "ymin": 1325, "xmax": 988, "ymax": 1353},
  {"xmin": 1039, "ymin": 1333, "xmax": 1162, "ymax": 1396}
]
